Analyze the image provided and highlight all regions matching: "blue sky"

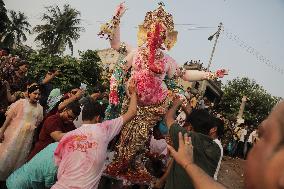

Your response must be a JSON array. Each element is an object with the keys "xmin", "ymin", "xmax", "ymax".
[{"xmin": 4, "ymin": 0, "xmax": 284, "ymax": 98}]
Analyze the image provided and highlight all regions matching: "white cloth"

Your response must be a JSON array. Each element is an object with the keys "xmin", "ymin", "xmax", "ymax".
[
  {"xmin": 248, "ymin": 130, "xmax": 257, "ymax": 143},
  {"xmin": 213, "ymin": 139, "xmax": 223, "ymax": 180},
  {"xmin": 73, "ymin": 106, "xmax": 83, "ymax": 128},
  {"xmin": 239, "ymin": 128, "xmax": 247, "ymax": 142},
  {"xmin": 176, "ymin": 111, "xmax": 187, "ymax": 127},
  {"xmin": 150, "ymin": 136, "xmax": 168, "ymax": 156},
  {"xmin": 52, "ymin": 117, "xmax": 123, "ymax": 189}
]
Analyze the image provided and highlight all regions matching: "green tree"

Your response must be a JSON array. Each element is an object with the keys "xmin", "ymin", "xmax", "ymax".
[
  {"xmin": 27, "ymin": 52, "xmax": 81, "ymax": 92},
  {"xmin": 79, "ymin": 50, "xmax": 103, "ymax": 90},
  {"xmin": 27, "ymin": 50, "xmax": 102, "ymax": 93},
  {"xmin": 216, "ymin": 77, "xmax": 281, "ymax": 125},
  {"xmin": 0, "ymin": 0, "xmax": 9, "ymax": 36},
  {"xmin": 2, "ymin": 10, "xmax": 31, "ymax": 48},
  {"xmin": 11, "ymin": 44, "xmax": 35, "ymax": 59},
  {"xmin": 34, "ymin": 4, "xmax": 84, "ymax": 55}
]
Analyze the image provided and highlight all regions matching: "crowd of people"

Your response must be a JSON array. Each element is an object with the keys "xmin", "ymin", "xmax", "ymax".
[
  {"xmin": 0, "ymin": 2, "xmax": 284, "ymax": 189},
  {"xmin": 0, "ymin": 44, "xmax": 284, "ymax": 189},
  {"xmin": 0, "ymin": 49, "xmax": 225, "ymax": 188}
]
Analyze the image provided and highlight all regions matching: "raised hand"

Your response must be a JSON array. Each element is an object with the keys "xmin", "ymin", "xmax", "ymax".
[
  {"xmin": 172, "ymin": 94, "xmax": 185, "ymax": 107},
  {"xmin": 53, "ymin": 70, "xmax": 61, "ymax": 76},
  {"xmin": 167, "ymin": 132, "xmax": 194, "ymax": 168},
  {"xmin": 215, "ymin": 69, "xmax": 229, "ymax": 78},
  {"xmin": 75, "ymin": 89, "xmax": 84, "ymax": 100},
  {"xmin": 114, "ymin": 2, "xmax": 127, "ymax": 18}
]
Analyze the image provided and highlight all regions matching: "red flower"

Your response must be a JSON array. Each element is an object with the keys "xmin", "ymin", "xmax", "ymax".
[{"xmin": 109, "ymin": 90, "xmax": 119, "ymax": 105}]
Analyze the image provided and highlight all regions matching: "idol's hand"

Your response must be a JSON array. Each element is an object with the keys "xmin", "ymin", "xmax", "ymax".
[
  {"xmin": 128, "ymin": 78, "xmax": 137, "ymax": 96},
  {"xmin": 114, "ymin": 2, "xmax": 127, "ymax": 18}
]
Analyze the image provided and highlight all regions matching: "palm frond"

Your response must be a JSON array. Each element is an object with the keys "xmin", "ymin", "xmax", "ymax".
[{"xmin": 33, "ymin": 4, "xmax": 84, "ymax": 55}]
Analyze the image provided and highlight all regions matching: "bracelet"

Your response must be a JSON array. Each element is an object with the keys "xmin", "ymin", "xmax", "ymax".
[
  {"xmin": 112, "ymin": 15, "xmax": 120, "ymax": 27},
  {"xmin": 98, "ymin": 15, "xmax": 121, "ymax": 40},
  {"xmin": 118, "ymin": 42, "xmax": 127, "ymax": 54}
]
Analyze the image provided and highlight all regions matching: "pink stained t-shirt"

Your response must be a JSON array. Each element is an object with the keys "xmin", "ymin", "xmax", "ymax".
[{"xmin": 51, "ymin": 116, "xmax": 123, "ymax": 189}]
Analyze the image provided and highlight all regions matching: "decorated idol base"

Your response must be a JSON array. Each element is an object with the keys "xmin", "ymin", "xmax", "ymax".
[{"xmin": 102, "ymin": 150, "xmax": 166, "ymax": 186}]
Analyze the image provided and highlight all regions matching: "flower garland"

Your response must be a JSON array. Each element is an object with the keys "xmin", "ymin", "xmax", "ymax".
[{"xmin": 105, "ymin": 43, "xmax": 129, "ymax": 120}]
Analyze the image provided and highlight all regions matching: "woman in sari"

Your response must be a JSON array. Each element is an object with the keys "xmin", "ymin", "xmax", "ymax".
[{"xmin": 0, "ymin": 84, "xmax": 43, "ymax": 180}]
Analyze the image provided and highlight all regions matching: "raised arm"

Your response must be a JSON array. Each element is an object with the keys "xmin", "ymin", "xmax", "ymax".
[
  {"xmin": 42, "ymin": 70, "xmax": 60, "ymax": 85},
  {"xmin": 165, "ymin": 96, "xmax": 184, "ymax": 129},
  {"xmin": 121, "ymin": 79, "xmax": 137, "ymax": 125},
  {"xmin": 109, "ymin": 3, "xmax": 125, "ymax": 50},
  {"xmin": 58, "ymin": 89, "xmax": 84, "ymax": 111},
  {"xmin": 3, "ymin": 80, "xmax": 16, "ymax": 102},
  {"xmin": 99, "ymin": 2, "xmax": 133, "ymax": 54},
  {"xmin": 181, "ymin": 69, "xmax": 228, "ymax": 82}
]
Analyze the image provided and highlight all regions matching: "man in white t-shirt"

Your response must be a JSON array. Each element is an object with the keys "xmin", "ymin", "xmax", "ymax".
[
  {"xmin": 51, "ymin": 81, "xmax": 137, "ymax": 189},
  {"xmin": 235, "ymin": 124, "xmax": 248, "ymax": 158},
  {"xmin": 239, "ymin": 126, "xmax": 248, "ymax": 143},
  {"xmin": 245, "ymin": 128, "xmax": 258, "ymax": 159},
  {"xmin": 210, "ymin": 117, "xmax": 224, "ymax": 180}
]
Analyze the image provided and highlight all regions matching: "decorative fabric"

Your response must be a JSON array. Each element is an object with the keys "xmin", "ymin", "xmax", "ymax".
[
  {"xmin": 105, "ymin": 97, "xmax": 170, "ymax": 184},
  {"xmin": 105, "ymin": 49, "xmax": 128, "ymax": 120}
]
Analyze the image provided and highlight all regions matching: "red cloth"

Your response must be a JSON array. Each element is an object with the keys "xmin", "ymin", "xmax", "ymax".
[{"xmin": 27, "ymin": 113, "xmax": 76, "ymax": 161}]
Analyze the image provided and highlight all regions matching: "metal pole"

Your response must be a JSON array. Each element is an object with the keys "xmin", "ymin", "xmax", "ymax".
[
  {"xmin": 199, "ymin": 22, "xmax": 223, "ymax": 96},
  {"xmin": 207, "ymin": 22, "xmax": 223, "ymax": 71}
]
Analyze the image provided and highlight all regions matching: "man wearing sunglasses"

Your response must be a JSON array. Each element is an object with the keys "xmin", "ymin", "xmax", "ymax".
[{"xmin": 28, "ymin": 101, "xmax": 81, "ymax": 160}]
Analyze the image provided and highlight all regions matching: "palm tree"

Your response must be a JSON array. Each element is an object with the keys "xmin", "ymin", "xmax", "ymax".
[
  {"xmin": 0, "ymin": 0, "xmax": 9, "ymax": 35},
  {"xmin": 2, "ymin": 10, "xmax": 31, "ymax": 48},
  {"xmin": 34, "ymin": 4, "xmax": 84, "ymax": 55}
]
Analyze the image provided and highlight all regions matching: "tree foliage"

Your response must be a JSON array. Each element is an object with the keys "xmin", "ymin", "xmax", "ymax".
[
  {"xmin": 1, "ymin": 10, "xmax": 31, "ymax": 48},
  {"xmin": 27, "ymin": 50, "xmax": 102, "ymax": 93},
  {"xmin": 216, "ymin": 77, "xmax": 281, "ymax": 125},
  {"xmin": 34, "ymin": 4, "xmax": 84, "ymax": 55},
  {"xmin": 0, "ymin": 0, "xmax": 9, "ymax": 35}
]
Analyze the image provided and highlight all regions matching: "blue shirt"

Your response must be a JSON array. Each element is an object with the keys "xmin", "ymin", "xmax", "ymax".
[{"xmin": 6, "ymin": 142, "xmax": 58, "ymax": 189}]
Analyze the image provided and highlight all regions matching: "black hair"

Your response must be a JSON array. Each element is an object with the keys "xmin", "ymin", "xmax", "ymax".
[
  {"xmin": 153, "ymin": 121, "xmax": 164, "ymax": 140},
  {"xmin": 82, "ymin": 97, "xmax": 106, "ymax": 121},
  {"xmin": 15, "ymin": 60, "xmax": 29, "ymax": 68},
  {"xmin": 213, "ymin": 117, "xmax": 225, "ymax": 138},
  {"xmin": 27, "ymin": 84, "xmax": 43, "ymax": 94},
  {"xmin": 186, "ymin": 109, "xmax": 215, "ymax": 135},
  {"xmin": 1, "ymin": 48, "xmax": 10, "ymax": 54},
  {"xmin": 65, "ymin": 101, "xmax": 81, "ymax": 117}
]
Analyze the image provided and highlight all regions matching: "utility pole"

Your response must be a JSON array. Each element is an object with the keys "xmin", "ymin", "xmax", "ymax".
[
  {"xmin": 207, "ymin": 22, "xmax": 222, "ymax": 71},
  {"xmin": 200, "ymin": 22, "xmax": 223, "ymax": 96}
]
